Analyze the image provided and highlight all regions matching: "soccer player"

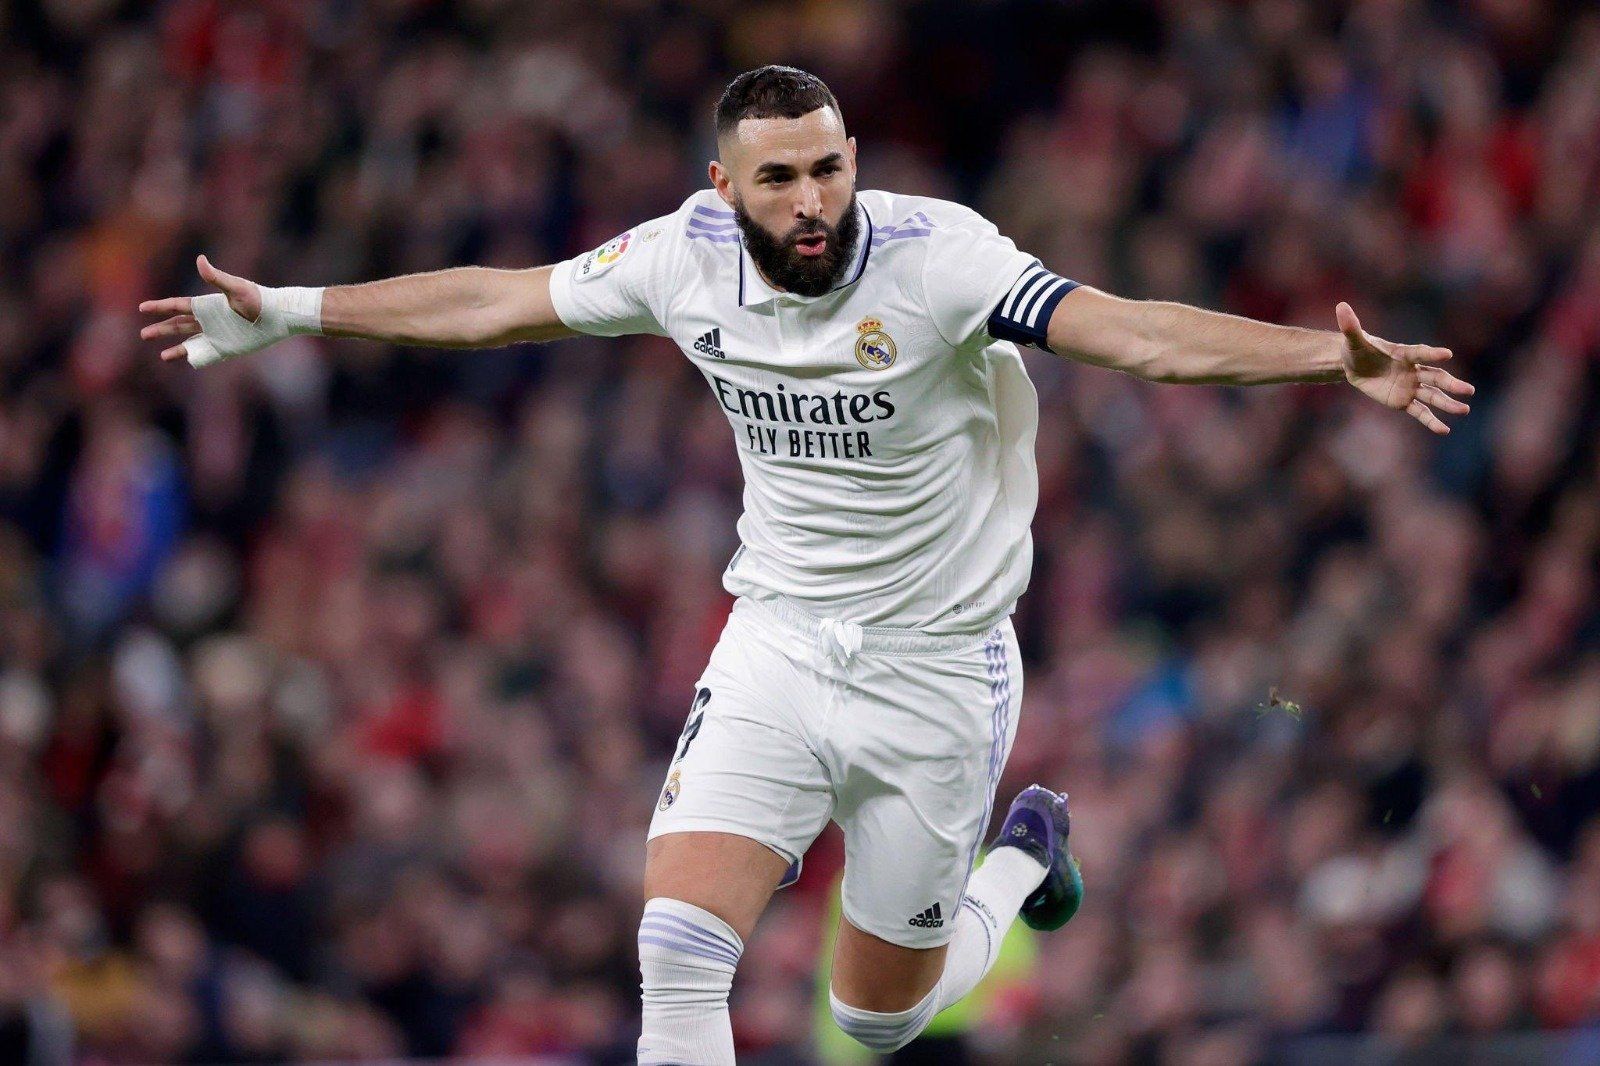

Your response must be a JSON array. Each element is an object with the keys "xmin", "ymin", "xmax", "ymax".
[{"xmin": 139, "ymin": 66, "xmax": 1474, "ymax": 1063}]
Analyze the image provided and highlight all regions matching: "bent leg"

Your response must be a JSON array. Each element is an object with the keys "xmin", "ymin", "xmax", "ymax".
[
  {"xmin": 827, "ymin": 623, "xmax": 1037, "ymax": 1053},
  {"xmin": 638, "ymin": 831, "xmax": 789, "ymax": 1066},
  {"xmin": 831, "ymin": 917, "xmax": 947, "ymax": 1010},
  {"xmin": 828, "ymin": 847, "xmax": 1046, "ymax": 1053},
  {"xmin": 828, "ymin": 917, "xmax": 947, "ymax": 1052}
]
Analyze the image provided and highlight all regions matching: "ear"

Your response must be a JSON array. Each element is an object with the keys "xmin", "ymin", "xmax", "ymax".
[
  {"xmin": 847, "ymin": 136, "xmax": 857, "ymax": 172},
  {"xmin": 709, "ymin": 160, "xmax": 735, "ymax": 208}
]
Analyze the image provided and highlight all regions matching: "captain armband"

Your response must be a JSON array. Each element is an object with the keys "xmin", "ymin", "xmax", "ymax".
[{"xmin": 986, "ymin": 264, "xmax": 1078, "ymax": 350}]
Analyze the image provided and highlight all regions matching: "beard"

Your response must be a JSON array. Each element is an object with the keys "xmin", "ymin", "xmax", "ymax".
[{"xmin": 734, "ymin": 192, "xmax": 862, "ymax": 298}]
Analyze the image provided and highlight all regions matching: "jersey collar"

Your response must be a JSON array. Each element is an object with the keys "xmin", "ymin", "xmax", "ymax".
[{"xmin": 737, "ymin": 201, "xmax": 873, "ymax": 308}]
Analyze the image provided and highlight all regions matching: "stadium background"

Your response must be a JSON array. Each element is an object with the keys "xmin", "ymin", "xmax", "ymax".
[{"xmin": 4, "ymin": 0, "xmax": 1600, "ymax": 1062}]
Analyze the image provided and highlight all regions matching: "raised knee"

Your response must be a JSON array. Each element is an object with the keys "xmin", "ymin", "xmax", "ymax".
[{"xmin": 828, "ymin": 985, "xmax": 938, "ymax": 1053}]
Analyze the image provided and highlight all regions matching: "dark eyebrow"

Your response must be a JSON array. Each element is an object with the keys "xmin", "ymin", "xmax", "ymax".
[{"xmin": 753, "ymin": 152, "xmax": 844, "ymax": 179}]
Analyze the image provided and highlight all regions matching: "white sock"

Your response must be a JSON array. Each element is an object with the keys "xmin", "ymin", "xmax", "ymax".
[
  {"xmin": 829, "ymin": 984, "xmax": 940, "ymax": 1053},
  {"xmin": 934, "ymin": 847, "xmax": 1046, "ymax": 1011},
  {"xmin": 637, "ymin": 897, "xmax": 743, "ymax": 1065}
]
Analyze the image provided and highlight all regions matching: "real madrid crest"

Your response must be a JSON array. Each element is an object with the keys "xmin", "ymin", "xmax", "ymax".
[
  {"xmin": 855, "ymin": 316, "xmax": 897, "ymax": 371},
  {"xmin": 659, "ymin": 770, "xmax": 681, "ymax": 811}
]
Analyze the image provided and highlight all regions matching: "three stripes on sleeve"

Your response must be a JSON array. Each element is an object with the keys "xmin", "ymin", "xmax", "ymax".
[{"xmin": 986, "ymin": 262, "xmax": 1079, "ymax": 350}]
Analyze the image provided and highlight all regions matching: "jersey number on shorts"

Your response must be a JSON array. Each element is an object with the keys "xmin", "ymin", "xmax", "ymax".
[{"xmin": 675, "ymin": 687, "xmax": 711, "ymax": 763}]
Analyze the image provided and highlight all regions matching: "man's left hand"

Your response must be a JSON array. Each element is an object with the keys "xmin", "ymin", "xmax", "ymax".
[{"xmin": 1336, "ymin": 301, "xmax": 1474, "ymax": 434}]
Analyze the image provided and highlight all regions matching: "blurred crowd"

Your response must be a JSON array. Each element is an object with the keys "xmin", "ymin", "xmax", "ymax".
[{"xmin": 3, "ymin": 0, "xmax": 1600, "ymax": 1062}]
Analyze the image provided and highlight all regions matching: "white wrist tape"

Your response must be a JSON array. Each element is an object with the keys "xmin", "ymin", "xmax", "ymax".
[{"xmin": 185, "ymin": 285, "xmax": 323, "ymax": 368}]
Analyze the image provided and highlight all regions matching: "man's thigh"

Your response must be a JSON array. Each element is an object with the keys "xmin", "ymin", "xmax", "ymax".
[
  {"xmin": 645, "ymin": 600, "xmax": 835, "ymax": 934},
  {"xmin": 644, "ymin": 831, "xmax": 790, "ymax": 943}
]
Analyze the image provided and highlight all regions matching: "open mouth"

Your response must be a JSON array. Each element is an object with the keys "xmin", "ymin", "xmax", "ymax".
[{"xmin": 793, "ymin": 232, "xmax": 828, "ymax": 257}]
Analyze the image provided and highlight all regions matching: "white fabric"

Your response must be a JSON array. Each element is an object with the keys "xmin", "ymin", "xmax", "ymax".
[
  {"xmin": 829, "ymin": 985, "xmax": 940, "ymax": 1054},
  {"xmin": 933, "ymin": 845, "xmax": 1046, "ymax": 1011},
  {"xmin": 637, "ymin": 897, "xmax": 742, "ymax": 1066},
  {"xmin": 920, "ymin": 214, "xmax": 1042, "ymax": 349},
  {"xmin": 817, "ymin": 617, "xmax": 863, "ymax": 664},
  {"xmin": 647, "ymin": 596, "xmax": 1023, "ymax": 949},
  {"xmin": 548, "ymin": 189, "xmax": 1042, "ymax": 636},
  {"xmin": 185, "ymin": 285, "xmax": 323, "ymax": 368}
]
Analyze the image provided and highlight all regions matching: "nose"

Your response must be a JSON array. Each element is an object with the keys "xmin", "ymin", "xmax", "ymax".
[{"xmin": 794, "ymin": 177, "xmax": 822, "ymax": 221}]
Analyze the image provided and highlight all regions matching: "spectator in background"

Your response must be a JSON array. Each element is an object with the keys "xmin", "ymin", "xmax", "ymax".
[{"xmin": 0, "ymin": 927, "xmax": 73, "ymax": 1066}]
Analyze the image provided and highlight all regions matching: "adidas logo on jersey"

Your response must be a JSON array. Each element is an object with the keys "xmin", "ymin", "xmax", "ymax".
[
  {"xmin": 694, "ymin": 328, "xmax": 726, "ymax": 359},
  {"xmin": 907, "ymin": 902, "xmax": 944, "ymax": 928}
]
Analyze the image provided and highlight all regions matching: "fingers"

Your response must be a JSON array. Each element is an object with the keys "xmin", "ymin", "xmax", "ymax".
[
  {"xmin": 196, "ymin": 253, "xmax": 243, "ymax": 292},
  {"xmin": 140, "ymin": 314, "xmax": 200, "ymax": 340},
  {"xmin": 1418, "ymin": 382, "xmax": 1470, "ymax": 416},
  {"xmin": 1359, "ymin": 333, "xmax": 1451, "ymax": 365},
  {"xmin": 139, "ymin": 296, "xmax": 193, "ymax": 316},
  {"xmin": 1407, "ymin": 398, "xmax": 1449, "ymax": 435},
  {"xmin": 197, "ymin": 254, "xmax": 263, "ymax": 322},
  {"xmin": 1391, "ymin": 341, "xmax": 1453, "ymax": 364},
  {"xmin": 182, "ymin": 335, "xmax": 223, "ymax": 368},
  {"xmin": 197, "ymin": 254, "xmax": 220, "ymax": 284},
  {"xmin": 1419, "ymin": 364, "xmax": 1475, "ymax": 397},
  {"xmin": 1335, "ymin": 301, "xmax": 1362, "ymax": 344},
  {"xmin": 139, "ymin": 256, "xmax": 243, "ymax": 314},
  {"xmin": 144, "ymin": 258, "xmax": 258, "ymax": 365},
  {"xmin": 1336, "ymin": 302, "xmax": 1453, "ymax": 364}
]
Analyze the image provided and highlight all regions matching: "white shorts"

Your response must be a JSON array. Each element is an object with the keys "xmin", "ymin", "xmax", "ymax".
[{"xmin": 647, "ymin": 596, "xmax": 1022, "ymax": 949}]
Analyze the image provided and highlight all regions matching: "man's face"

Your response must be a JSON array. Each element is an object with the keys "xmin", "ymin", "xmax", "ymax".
[{"xmin": 711, "ymin": 107, "xmax": 860, "ymax": 297}]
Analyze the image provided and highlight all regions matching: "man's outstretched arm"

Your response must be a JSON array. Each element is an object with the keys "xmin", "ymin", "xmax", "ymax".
[
  {"xmin": 139, "ymin": 255, "xmax": 577, "ymax": 367},
  {"xmin": 1043, "ymin": 286, "xmax": 1475, "ymax": 434}
]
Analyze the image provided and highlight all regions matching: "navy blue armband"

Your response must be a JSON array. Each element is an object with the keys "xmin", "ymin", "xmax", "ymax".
[{"xmin": 987, "ymin": 263, "xmax": 1078, "ymax": 350}]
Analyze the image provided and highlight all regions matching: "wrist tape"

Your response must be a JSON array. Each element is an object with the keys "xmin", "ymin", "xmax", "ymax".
[{"xmin": 186, "ymin": 285, "xmax": 323, "ymax": 368}]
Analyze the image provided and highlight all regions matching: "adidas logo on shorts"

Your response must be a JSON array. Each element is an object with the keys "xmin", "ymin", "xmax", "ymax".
[
  {"xmin": 694, "ymin": 327, "xmax": 726, "ymax": 359},
  {"xmin": 907, "ymin": 902, "xmax": 944, "ymax": 928}
]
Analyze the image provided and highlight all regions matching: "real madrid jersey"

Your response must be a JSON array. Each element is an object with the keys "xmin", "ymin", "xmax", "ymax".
[{"xmin": 548, "ymin": 189, "xmax": 1077, "ymax": 635}]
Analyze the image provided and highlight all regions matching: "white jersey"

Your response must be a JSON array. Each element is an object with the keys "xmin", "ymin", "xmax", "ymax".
[{"xmin": 549, "ymin": 189, "xmax": 1074, "ymax": 635}]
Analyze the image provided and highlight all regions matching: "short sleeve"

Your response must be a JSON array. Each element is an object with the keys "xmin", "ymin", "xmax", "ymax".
[
  {"xmin": 920, "ymin": 216, "xmax": 1038, "ymax": 348},
  {"xmin": 549, "ymin": 215, "xmax": 681, "ymax": 338},
  {"xmin": 920, "ymin": 214, "xmax": 1076, "ymax": 350}
]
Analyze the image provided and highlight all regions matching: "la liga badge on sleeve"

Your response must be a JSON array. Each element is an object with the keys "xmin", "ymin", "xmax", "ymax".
[{"xmin": 577, "ymin": 230, "xmax": 633, "ymax": 281}]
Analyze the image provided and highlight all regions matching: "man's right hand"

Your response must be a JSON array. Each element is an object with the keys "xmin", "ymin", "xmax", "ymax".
[{"xmin": 139, "ymin": 255, "xmax": 319, "ymax": 367}]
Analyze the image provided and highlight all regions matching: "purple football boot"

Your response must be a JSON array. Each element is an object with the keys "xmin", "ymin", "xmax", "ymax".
[{"xmin": 989, "ymin": 784, "xmax": 1084, "ymax": 931}]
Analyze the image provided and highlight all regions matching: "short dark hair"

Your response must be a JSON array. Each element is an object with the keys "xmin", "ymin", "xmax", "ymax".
[{"xmin": 715, "ymin": 66, "xmax": 841, "ymax": 137}]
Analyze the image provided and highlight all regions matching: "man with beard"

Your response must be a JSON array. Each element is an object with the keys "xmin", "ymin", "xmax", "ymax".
[{"xmin": 139, "ymin": 66, "xmax": 1474, "ymax": 1063}]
